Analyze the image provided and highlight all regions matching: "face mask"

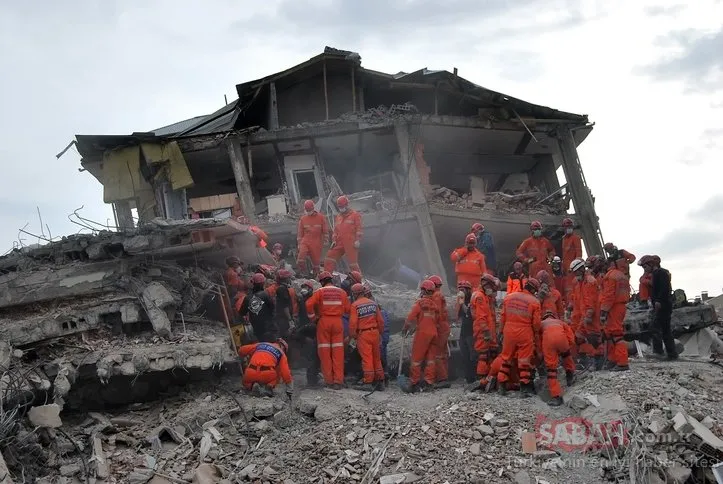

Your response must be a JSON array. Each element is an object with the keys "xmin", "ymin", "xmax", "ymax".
[
  {"xmin": 274, "ymin": 250, "xmax": 282, "ymax": 256},
  {"xmin": 533, "ymin": 230, "xmax": 542, "ymax": 237},
  {"xmin": 457, "ymin": 290, "xmax": 465, "ymax": 299},
  {"xmin": 484, "ymin": 288, "xmax": 494, "ymax": 296},
  {"xmin": 565, "ymin": 228, "xmax": 573, "ymax": 235},
  {"xmin": 340, "ymin": 207, "xmax": 348, "ymax": 213},
  {"xmin": 305, "ymin": 210, "xmax": 313, "ymax": 216}
]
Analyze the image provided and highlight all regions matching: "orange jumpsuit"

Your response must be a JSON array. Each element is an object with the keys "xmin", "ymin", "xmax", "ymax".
[
  {"xmin": 562, "ymin": 233, "xmax": 583, "ymax": 275},
  {"xmin": 450, "ymin": 247, "xmax": 486, "ymax": 287},
  {"xmin": 349, "ymin": 296, "xmax": 385, "ymax": 384},
  {"xmin": 612, "ymin": 249, "xmax": 636, "ymax": 277},
  {"xmin": 600, "ymin": 267, "xmax": 630, "ymax": 367},
  {"xmin": 516, "ymin": 237, "xmax": 555, "ymax": 279},
  {"xmin": 250, "ymin": 226, "xmax": 268, "ymax": 248},
  {"xmin": 404, "ymin": 296, "xmax": 440, "ymax": 386},
  {"xmin": 471, "ymin": 289, "xmax": 496, "ymax": 378},
  {"xmin": 239, "ymin": 342, "xmax": 292, "ymax": 390},
  {"xmin": 506, "ymin": 275, "xmax": 527, "ymax": 294},
  {"xmin": 541, "ymin": 287, "xmax": 565, "ymax": 319},
  {"xmin": 639, "ymin": 272, "xmax": 652, "ymax": 302},
  {"xmin": 573, "ymin": 273, "xmax": 603, "ymax": 357},
  {"xmin": 487, "ymin": 354, "xmax": 519, "ymax": 389},
  {"xmin": 497, "ymin": 291, "xmax": 541, "ymax": 387},
  {"xmin": 306, "ymin": 284, "xmax": 350, "ymax": 385},
  {"xmin": 297, "ymin": 212, "xmax": 329, "ymax": 274},
  {"xmin": 433, "ymin": 290, "xmax": 450, "ymax": 383},
  {"xmin": 539, "ymin": 318, "xmax": 576, "ymax": 398},
  {"xmin": 324, "ymin": 209, "xmax": 363, "ymax": 273},
  {"xmin": 224, "ymin": 267, "xmax": 243, "ymax": 293}
]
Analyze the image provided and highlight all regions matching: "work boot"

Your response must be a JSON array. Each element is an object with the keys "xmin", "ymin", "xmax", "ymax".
[
  {"xmin": 565, "ymin": 370, "xmax": 575, "ymax": 387},
  {"xmin": 465, "ymin": 380, "xmax": 482, "ymax": 392},
  {"xmin": 576, "ymin": 356, "xmax": 591, "ymax": 371},
  {"xmin": 594, "ymin": 356, "xmax": 606, "ymax": 371},
  {"xmin": 603, "ymin": 359, "xmax": 617, "ymax": 371},
  {"xmin": 520, "ymin": 383, "xmax": 535, "ymax": 398},
  {"xmin": 434, "ymin": 380, "xmax": 451, "ymax": 389},
  {"xmin": 497, "ymin": 383, "xmax": 508, "ymax": 396},
  {"xmin": 250, "ymin": 383, "xmax": 263, "ymax": 397},
  {"xmin": 262, "ymin": 385, "xmax": 275, "ymax": 397},
  {"xmin": 611, "ymin": 365, "xmax": 630, "ymax": 372},
  {"xmin": 331, "ymin": 383, "xmax": 344, "ymax": 390},
  {"xmin": 420, "ymin": 382, "xmax": 435, "ymax": 392},
  {"xmin": 548, "ymin": 396, "xmax": 564, "ymax": 407},
  {"xmin": 353, "ymin": 382, "xmax": 375, "ymax": 392},
  {"xmin": 375, "ymin": 380, "xmax": 386, "ymax": 392}
]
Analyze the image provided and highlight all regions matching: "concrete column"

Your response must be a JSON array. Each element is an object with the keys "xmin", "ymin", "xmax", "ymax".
[
  {"xmin": 269, "ymin": 82, "xmax": 279, "ymax": 130},
  {"xmin": 556, "ymin": 126, "xmax": 604, "ymax": 255},
  {"xmin": 226, "ymin": 139, "xmax": 257, "ymax": 223},
  {"xmin": 394, "ymin": 121, "xmax": 449, "ymax": 289},
  {"xmin": 113, "ymin": 200, "xmax": 134, "ymax": 231}
]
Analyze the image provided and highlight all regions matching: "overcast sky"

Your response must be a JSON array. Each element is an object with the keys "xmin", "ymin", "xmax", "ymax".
[{"xmin": 1, "ymin": 1, "xmax": 721, "ymax": 297}]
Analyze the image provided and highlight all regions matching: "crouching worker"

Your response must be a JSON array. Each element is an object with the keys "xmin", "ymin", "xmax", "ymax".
[
  {"xmin": 539, "ymin": 311, "xmax": 576, "ymax": 406},
  {"xmin": 401, "ymin": 280, "xmax": 439, "ymax": 393},
  {"xmin": 349, "ymin": 283, "xmax": 385, "ymax": 391},
  {"xmin": 239, "ymin": 338, "xmax": 293, "ymax": 397}
]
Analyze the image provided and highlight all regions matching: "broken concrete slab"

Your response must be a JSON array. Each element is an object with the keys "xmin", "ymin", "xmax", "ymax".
[
  {"xmin": 579, "ymin": 393, "xmax": 628, "ymax": 424},
  {"xmin": 28, "ymin": 404, "xmax": 62, "ymax": 428},
  {"xmin": 141, "ymin": 282, "xmax": 176, "ymax": 338}
]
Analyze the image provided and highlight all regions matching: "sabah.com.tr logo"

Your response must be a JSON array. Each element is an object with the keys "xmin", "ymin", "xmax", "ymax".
[{"xmin": 536, "ymin": 415, "xmax": 630, "ymax": 452}]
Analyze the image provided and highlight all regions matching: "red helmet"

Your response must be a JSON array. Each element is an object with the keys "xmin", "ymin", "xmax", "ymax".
[
  {"xmin": 465, "ymin": 233, "xmax": 477, "ymax": 245},
  {"xmin": 420, "ymin": 280, "xmax": 436, "ymax": 292},
  {"xmin": 251, "ymin": 273, "xmax": 266, "ymax": 285},
  {"xmin": 273, "ymin": 243, "xmax": 282, "ymax": 250},
  {"xmin": 351, "ymin": 283, "xmax": 366, "ymax": 296},
  {"xmin": 277, "ymin": 338, "xmax": 289, "ymax": 353},
  {"xmin": 363, "ymin": 284, "xmax": 372, "ymax": 297},
  {"xmin": 585, "ymin": 255, "xmax": 599, "ymax": 268},
  {"xmin": 301, "ymin": 280, "xmax": 314, "ymax": 289},
  {"xmin": 481, "ymin": 273, "xmax": 497, "ymax": 288},
  {"xmin": 530, "ymin": 221, "xmax": 542, "ymax": 230},
  {"xmin": 525, "ymin": 278, "xmax": 540, "ymax": 292},
  {"xmin": 471, "ymin": 223, "xmax": 484, "ymax": 232},
  {"xmin": 638, "ymin": 255, "xmax": 652, "ymax": 266},
  {"xmin": 458, "ymin": 281, "xmax": 473, "ymax": 290},
  {"xmin": 304, "ymin": 200, "xmax": 315, "ymax": 211},
  {"xmin": 542, "ymin": 310, "xmax": 555, "ymax": 320},
  {"xmin": 277, "ymin": 269, "xmax": 292, "ymax": 280},
  {"xmin": 428, "ymin": 275, "xmax": 443, "ymax": 287},
  {"xmin": 562, "ymin": 218, "xmax": 573, "ymax": 227},
  {"xmin": 349, "ymin": 271, "xmax": 363, "ymax": 284},
  {"xmin": 336, "ymin": 196, "xmax": 349, "ymax": 209},
  {"xmin": 513, "ymin": 261, "xmax": 523, "ymax": 272},
  {"xmin": 318, "ymin": 271, "xmax": 333, "ymax": 282},
  {"xmin": 536, "ymin": 270, "xmax": 551, "ymax": 285}
]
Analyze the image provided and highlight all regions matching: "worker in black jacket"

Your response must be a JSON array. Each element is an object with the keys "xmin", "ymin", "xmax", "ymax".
[
  {"xmin": 641, "ymin": 255, "xmax": 678, "ymax": 360},
  {"xmin": 239, "ymin": 273, "xmax": 277, "ymax": 342},
  {"xmin": 456, "ymin": 281, "xmax": 477, "ymax": 383}
]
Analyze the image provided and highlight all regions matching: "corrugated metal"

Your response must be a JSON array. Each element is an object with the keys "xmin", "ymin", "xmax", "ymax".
[
  {"xmin": 176, "ymin": 102, "xmax": 240, "ymax": 136},
  {"xmin": 152, "ymin": 116, "xmax": 208, "ymax": 136}
]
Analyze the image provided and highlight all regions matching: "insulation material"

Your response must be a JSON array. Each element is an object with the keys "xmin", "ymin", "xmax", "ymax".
[
  {"xmin": 141, "ymin": 141, "xmax": 195, "ymax": 190},
  {"xmin": 101, "ymin": 146, "xmax": 148, "ymax": 203}
]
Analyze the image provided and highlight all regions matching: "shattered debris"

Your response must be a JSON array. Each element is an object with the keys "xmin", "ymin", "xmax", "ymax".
[{"xmin": 428, "ymin": 185, "xmax": 569, "ymax": 215}]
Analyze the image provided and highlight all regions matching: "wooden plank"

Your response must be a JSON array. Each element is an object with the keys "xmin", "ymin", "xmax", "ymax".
[{"xmin": 226, "ymin": 139, "xmax": 256, "ymax": 223}]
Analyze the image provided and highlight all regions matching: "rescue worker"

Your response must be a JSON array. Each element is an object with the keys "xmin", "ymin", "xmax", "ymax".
[
  {"xmin": 600, "ymin": 258, "xmax": 631, "ymax": 371},
  {"xmin": 271, "ymin": 243, "xmax": 284, "ymax": 266},
  {"xmin": 537, "ymin": 270, "xmax": 564, "ymax": 319},
  {"xmin": 497, "ymin": 278, "xmax": 542, "ymax": 397},
  {"xmin": 239, "ymin": 338, "xmax": 293, "ymax": 397},
  {"xmin": 294, "ymin": 281, "xmax": 321, "ymax": 386},
  {"xmin": 274, "ymin": 269, "xmax": 298, "ymax": 337},
  {"xmin": 402, "ymin": 280, "xmax": 440, "ymax": 393},
  {"xmin": 340, "ymin": 271, "xmax": 363, "ymax": 298},
  {"xmin": 297, "ymin": 199, "xmax": 330, "ymax": 276},
  {"xmin": 561, "ymin": 218, "xmax": 582, "ymax": 275},
  {"xmin": 506, "ymin": 261, "xmax": 527, "ymax": 294},
  {"xmin": 472, "ymin": 274, "xmax": 498, "ymax": 382},
  {"xmin": 604, "ymin": 242, "xmax": 636, "ymax": 278},
  {"xmin": 644, "ymin": 255, "xmax": 678, "ymax": 360},
  {"xmin": 550, "ymin": 256, "xmax": 569, "ymax": 307},
  {"xmin": 241, "ymin": 218, "xmax": 269, "ymax": 249},
  {"xmin": 224, "ymin": 256, "xmax": 244, "ymax": 295},
  {"xmin": 539, "ymin": 311, "xmax": 576, "ymax": 406},
  {"xmin": 456, "ymin": 281, "xmax": 477, "ymax": 383},
  {"xmin": 516, "ymin": 221, "xmax": 556, "ymax": 278},
  {"xmin": 428, "ymin": 275, "xmax": 451, "ymax": 389},
  {"xmin": 305, "ymin": 271, "xmax": 350, "ymax": 388},
  {"xmin": 363, "ymin": 285, "xmax": 391, "ymax": 380},
  {"xmin": 570, "ymin": 258, "xmax": 604, "ymax": 370},
  {"xmin": 471, "ymin": 223, "xmax": 496, "ymax": 275},
  {"xmin": 230, "ymin": 278, "xmax": 249, "ymax": 347},
  {"xmin": 450, "ymin": 233, "xmax": 487, "ymax": 287},
  {"xmin": 349, "ymin": 283, "xmax": 385, "ymax": 391},
  {"xmin": 239, "ymin": 273, "xmax": 277, "ymax": 342},
  {"xmin": 637, "ymin": 255, "xmax": 654, "ymax": 309},
  {"xmin": 324, "ymin": 195, "xmax": 363, "ymax": 274}
]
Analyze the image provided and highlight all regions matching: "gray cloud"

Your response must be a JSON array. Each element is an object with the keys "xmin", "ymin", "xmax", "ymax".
[
  {"xmin": 643, "ymin": 5, "xmax": 685, "ymax": 17},
  {"xmin": 637, "ymin": 28, "xmax": 723, "ymax": 93},
  {"xmin": 691, "ymin": 194, "xmax": 723, "ymax": 221}
]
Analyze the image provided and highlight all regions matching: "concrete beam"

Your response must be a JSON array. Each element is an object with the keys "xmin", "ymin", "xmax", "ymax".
[
  {"xmin": 113, "ymin": 200, "xmax": 135, "ymax": 230},
  {"xmin": 226, "ymin": 139, "xmax": 257, "ymax": 223}
]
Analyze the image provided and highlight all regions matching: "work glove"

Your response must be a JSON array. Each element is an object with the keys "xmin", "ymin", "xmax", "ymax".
[
  {"xmin": 600, "ymin": 311, "xmax": 608, "ymax": 325},
  {"xmin": 587, "ymin": 332, "xmax": 601, "ymax": 349},
  {"xmin": 353, "ymin": 240, "xmax": 360, "ymax": 249},
  {"xmin": 348, "ymin": 337, "xmax": 357, "ymax": 350}
]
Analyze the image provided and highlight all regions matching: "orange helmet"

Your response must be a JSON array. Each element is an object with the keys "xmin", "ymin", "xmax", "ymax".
[
  {"xmin": 336, "ymin": 196, "xmax": 349, "ymax": 209},
  {"xmin": 420, "ymin": 280, "xmax": 436, "ymax": 292},
  {"xmin": 351, "ymin": 283, "xmax": 366, "ymax": 296},
  {"xmin": 465, "ymin": 233, "xmax": 477, "ymax": 245},
  {"xmin": 525, "ymin": 278, "xmax": 540, "ymax": 292},
  {"xmin": 530, "ymin": 221, "xmax": 542, "ymax": 230},
  {"xmin": 428, "ymin": 275, "xmax": 443, "ymax": 287},
  {"xmin": 251, "ymin": 273, "xmax": 266, "ymax": 285},
  {"xmin": 318, "ymin": 271, "xmax": 333, "ymax": 282},
  {"xmin": 562, "ymin": 218, "xmax": 573, "ymax": 227},
  {"xmin": 471, "ymin": 223, "xmax": 484, "ymax": 232},
  {"xmin": 536, "ymin": 270, "xmax": 551, "ymax": 285},
  {"xmin": 458, "ymin": 281, "xmax": 473, "ymax": 290},
  {"xmin": 349, "ymin": 271, "xmax": 363, "ymax": 284},
  {"xmin": 301, "ymin": 280, "xmax": 314, "ymax": 290},
  {"xmin": 304, "ymin": 200, "xmax": 315, "ymax": 211}
]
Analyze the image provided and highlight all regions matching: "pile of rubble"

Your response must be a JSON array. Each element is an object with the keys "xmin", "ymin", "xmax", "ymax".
[
  {"xmin": 428, "ymin": 187, "xmax": 569, "ymax": 215},
  {"xmin": 280, "ymin": 103, "xmax": 420, "ymax": 130}
]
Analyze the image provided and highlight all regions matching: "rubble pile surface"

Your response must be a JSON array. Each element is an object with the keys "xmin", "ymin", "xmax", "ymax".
[{"xmin": 428, "ymin": 186, "xmax": 568, "ymax": 215}]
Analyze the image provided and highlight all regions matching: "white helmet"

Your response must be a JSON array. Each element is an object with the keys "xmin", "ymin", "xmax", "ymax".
[
  {"xmin": 570, "ymin": 258, "xmax": 586, "ymax": 273},
  {"xmin": 552, "ymin": 256, "xmax": 561, "ymax": 263}
]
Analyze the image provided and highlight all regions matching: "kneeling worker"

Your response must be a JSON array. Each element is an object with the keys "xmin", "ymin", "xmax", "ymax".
[
  {"xmin": 239, "ymin": 338, "xmax": 293, "ymax": 397},
  {"xmin": 539, "ymin": 311, "xmax": 576, "ymax": 406}
]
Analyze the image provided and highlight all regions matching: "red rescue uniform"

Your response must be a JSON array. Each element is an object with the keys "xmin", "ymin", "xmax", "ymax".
[
  {"xmin": 497, "ymin": 291, "xmax": 541, "ymax": 387},
  {"xmin": 516, "ymin": 237, "xmax": 555, "ymax": 279},
  {"xmin": 306, "ymin": 284, "xmax": 350, "ymax": 385},
  {"xmin": 539, "ymin": 318, "xmax": 576, "ymax": 398},
  {"xmin": 450, "ymin": 247, "xmax": 487, "ymax": 287},
  {"xmin": 250, "ymin": 226, "xmax": 269, "ymax": 248},
  {"xmin": 612, "ymin": 249, "xmax": 636, "ymax": 277},
  {"xmin": 541, "ymin": 286, "xmax": 565, "ymax": 319},
  {"xmin": 562, "ymin": 233, "xmax": 583, "ymax": 275},
  {"xmin": 433, "ymin": 290, "xmax": 450, "ymax": 383},
  {"xmin": 506, "ymin": 274, "xmax": 527, "ymax": 294},
  {"xmin": 404, "ymin": 296, "xmax": 440, "ymax": 386},
  {"xmin": 349, "ymin": 296, "xmax": 385, "ymax": 384},
  {"xmin": 600, "ymin": 267, "xmax": 630, "ymax": 367},
  {"xmin": 573, "ymin": 272, "xmax": 603, "ymax": 357},
  {"xmin": 639, "ymin": 272, "xmax": 652, "ymax": 303},
  {"xmin": 471, "ymin": 289, "xmax": 496, "ymax": 379},
  {"xmin": 224, "ymin": 267, "xmax": 243, "ymax": 293},
  {"xmin": 297, "ymin": 211, "xmax": 329, "ymax": 274},
  {"xmin": 239, "ymin": 342, "xmax": 292, "ymax": 390},
  {"xmin": 324, "ymin": 209, "xmax": 363, "ymax": 273}
]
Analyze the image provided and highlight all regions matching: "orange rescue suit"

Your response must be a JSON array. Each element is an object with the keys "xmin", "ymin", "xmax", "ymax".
[
  {"xmin": 432, "ymin": 290, "xmax": 450, "ymax": 383},
  {"xmin": 297, "ymin": 212, "xmax": 329, "ymax": 274},
  {"xmin": 224, "ymin": 267, "xmax": 243, "ymax": 293},
  {"xmin": 497, "ymin": 291, "xmax": 541, "ymax": 387},
  {"xmin": 516, "ymin": 237, "xmax": 555, "ymax": 279},
  {"xmin": 324, "ymin": 209, "xmax": 363, "ymax": 273},
  {"xmin": 541, "ymin": 286, "xmax": 565, "ymax": 319},
  {"xmin": 506, "ymin": 274, "xmax": 527, "ymax": 294},
  {"xmin": 471, "ymin": 290, "xmax": 496, "ymax": 379},
  {"xmin": 349, "ymin": 296, "xmax": 385, "ymax": 384},
  {"xmin": 404, "ymin": 295, "xmax": 439, "ymax": 386},
  {"xmin": 450, "ymin": 247, "xmax": 486, "ymax": 287},
  {"xmin": 250, "ymin": 226, "xmax": 268, "ymax": 248},
  {"xmin": 600, "ymin": 267, "xmax": 630, "ymax": 367},
  {"xmin": 572, "ymin": 272, "xmax": 603, "ymax": 357},
  {"xmin": 561, "ymin": 233, "xmax": 583, "ymax": 274},
  {"xmin": 613, "ymin": 249, "xmax": 636, "ymax": 277},
  {"xmin": 539, "ymin": 318, "xmax": 576, "ymax": 398},
  {"xmin": 306, "ymin": 284, "xmax": 350, "ymax": 385},
  {"xmin": 639, "ymin": 272, "xmax": 652, "ymax": 302},
  {"xmin": 239, "ymin": 342, "xmax": 292, "ymax": 390}
]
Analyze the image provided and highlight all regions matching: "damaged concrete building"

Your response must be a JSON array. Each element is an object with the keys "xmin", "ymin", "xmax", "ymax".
[{"xmin": 73, "ymin": 47, "xmax": 605, "ymax": 287}]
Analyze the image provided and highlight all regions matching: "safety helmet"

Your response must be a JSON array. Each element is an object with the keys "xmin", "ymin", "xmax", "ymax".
[
  {"xmin": 542, "ymin": 310, "xmax": 555, "ymax": 320},
  {"xmin": 536, "ymin": 270, "xmax": 552, "ymax": 285},
  {"xmin": 471, "ymin": 222, "xmax": 484, "ymax": 232},
  {"xmin": 481, "ymin": 273, "xmax": 497, "ymax": 288},
  {"xmin": 651, "ymin": 255, "xmax": 661, "ymax": 265},
  {"xmin": 318, "ymin": 271, "xmax": 333, "ymax": 282},
  {"xmin": 638, "ymin": 255, "xmax": 653, "ymax": 266},
  {"xmin": 304, "ymin": 200, "xmax": 315, "ymax": 211},
  {"xmin": 276, "ymin": 269, "xmax": 292, "ymax": 281},
  {"xmin": 458, "ymin": 280, "xmax": 473, "ymax": 290},
  {"xmin": 465, "ymin": 233, "xmax": 477, "ymax": 245},
  {"xmin": 277, "ymin": 338, "xmax": 289, "ymax": 353},
  {"xmin": 525, "ymin": 278, "xmax": 540, "ymax": 292},
  {"xmin": 363, "ymin": 284, "xmax": 372, "ymax": 297},
  {"xmin": 552, "ymin": 256, "xmax": 561, "ymax": 264},
  {"xmin": 251, "ymin": 273, "xmax": 266, "ymax": 285},
  {"xmin": 513, "ymin": 261, "xmax": 523, "ymax": 272},
  {"xmin": 301, "ymin": 280, "xmax": 314, "ymax": 289},
  {"xmin": 336, "ymin": 195, "xmax": 349, "ymax": 209},
  {"xmin": 530, "ymin": 221, "xmax": 542, "ymax": 230},
  {"xmin": 420, "ymin": 280, "xmax": 436, "ymax": 292},
  {"xmin": 349, "ymin": 271, "xmax": 363, "ymax": 284},
  {"xmin": 604, "ymin": 242, "xmax": 616, "ymax": 253},
  {"xmin": 562, "ymin": 218, "xmax": 573, "ymax": 227},
  {"xmin": 570, "ymin": 258, "xmax": 586, "ymax": 273},
  {"xmin": 428, "ymin": 275, "xmax": 443, "ymax": 287},
  {"xmin": 351, "ymin": 283, "xmax": 366, "ymax": 296},
  {"xmin": 585, "ymin": 255, "xmax": 599, "ymax": 268},
  {"xmin": 225, "ymin": 256, "xmax": 241, "ymax": 266}
]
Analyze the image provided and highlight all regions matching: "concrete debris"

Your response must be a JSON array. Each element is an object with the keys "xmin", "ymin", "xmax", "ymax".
[
  {"xmin": 141, "ymin": 282, "xmax": 176, "ymax": 339},
  {"xmin": 28, "ymin": 404, "xmax": 63, "ymax": 428},
  {"xmin": 429, "ymin": 185, "xmax": 568, "ymax": 215}
]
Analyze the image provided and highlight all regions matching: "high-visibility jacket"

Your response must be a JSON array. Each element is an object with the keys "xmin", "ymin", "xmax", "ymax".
[
  {"xmin": 432, "ymin": 291, "xmax": 449, "ymax": 326},
  {"xmin": 507, "ymin": 274, "xmax": 527, "ymax": 294},
  {"xmin": 238, "ymin": 342, "xmax": 292, "ymax": 384},
  {"xmin": 298, "ymin": 212, "xmax": 329, "ymax": 244},
  {"xmin": 404, "ymin": 296, "xmax": 439, "ymax": 333},
  {"xmin": 611, "ymin": 249, "xmax": 636, "ymax": 277},
  {"xmin": 450, "ymin": 247, "xmax": 486, "ymax": 282},
  {"xmin": 333, "ymin": 210, "xmax": 363, "ymax": 245},
  {"xmin": 305, "ymin": 284, "xmax": 350, "ymax": 320},
  {"xmin": 471, "ymin": 290, "xmax": 496, "ymax": 344},
  {"xmin": 541, "ymin": 287, "xmax": 565, "ymax": 319},
  {"xmin": 501, "ymin": 291, "xmax": 542, "ymax": 334},
  {"xmin": 600, "ymin": 268, "xmax": 630, "ymax": 311}
]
